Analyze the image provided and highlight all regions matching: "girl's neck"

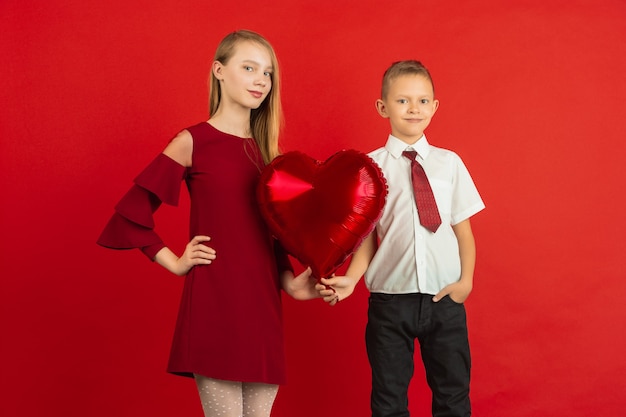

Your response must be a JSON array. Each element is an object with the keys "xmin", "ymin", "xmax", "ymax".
[{"xmin": 209, "ymin": 106, "xmax": 252, "ymax": 138}]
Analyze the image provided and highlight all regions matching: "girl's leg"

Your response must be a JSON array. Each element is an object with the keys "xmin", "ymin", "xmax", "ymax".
[
  {"xmin": 194, "ymin": 375, "xmax": 243, "ymax": 417},
  {"xmin": 194, "ymin": 375, "xmax": 278, "ymax": 417},
  {"xmin": 242, "ymin": 382, "xmax": 279, "ymax": 417}
]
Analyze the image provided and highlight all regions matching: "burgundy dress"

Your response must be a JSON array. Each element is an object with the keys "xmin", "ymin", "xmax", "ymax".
[{"xmin": 98, "ymin": 122, "xmax": 290, "ymax": 384}]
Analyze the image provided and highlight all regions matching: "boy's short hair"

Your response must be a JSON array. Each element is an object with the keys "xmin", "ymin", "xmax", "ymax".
[{"xmin": 381, "ymin": 60, "xmax": 435, "ymax": 99}]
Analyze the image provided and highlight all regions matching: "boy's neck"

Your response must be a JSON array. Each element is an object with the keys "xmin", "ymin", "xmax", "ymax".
[{"xmin": 393, "ymin": 133, "xmax": 425, "ymax": 146}]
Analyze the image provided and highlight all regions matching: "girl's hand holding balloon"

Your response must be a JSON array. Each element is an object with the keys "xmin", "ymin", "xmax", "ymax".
[{"xmin": 282, "ymin": 267, "xmax": 319, "ymax": 300}]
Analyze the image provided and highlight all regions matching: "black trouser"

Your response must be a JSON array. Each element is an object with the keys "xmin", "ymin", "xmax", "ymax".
[{"xmin": 366, "ymin": 293, "xmax": 471, "ymax": 417}]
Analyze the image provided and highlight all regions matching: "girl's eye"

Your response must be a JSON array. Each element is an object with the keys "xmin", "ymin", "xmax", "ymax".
[
  {"xmin": 264, "ymin": 71, "xmax": 272, "ymax": 77},
  {"xmin": 244, "ymin": 66, "xmax": 253, "ymax": 72}
]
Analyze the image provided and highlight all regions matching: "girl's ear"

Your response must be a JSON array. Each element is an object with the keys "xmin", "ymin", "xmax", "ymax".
[
  {"xmin": 212, "ymin": 60, "xmax": 224, "ymax": 80},
  {"xmin": 375, "ymin": 99, "xmax": 388, "ymax": 118}
]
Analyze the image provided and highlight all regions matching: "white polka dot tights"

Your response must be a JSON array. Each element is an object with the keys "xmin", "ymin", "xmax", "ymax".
[{"xmin": 194, "ymin": 375, "xmax": 279, "ymax": 417}]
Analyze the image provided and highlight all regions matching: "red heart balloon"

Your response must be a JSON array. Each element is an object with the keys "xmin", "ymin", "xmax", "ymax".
[{"xmin": 257, "ymin": 149, "xmax": 387, "ymax": 279}]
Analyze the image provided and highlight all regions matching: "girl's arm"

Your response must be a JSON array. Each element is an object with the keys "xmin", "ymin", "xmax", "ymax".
[
  {"xmin": 154, "ymin": 235, "xmax": 216, "ymax": 276},
  {"xmin": 281, "ymin": 267, "xmax": 319, "ymax": 300},
  {"xmin": 154, "ymin": 130, "xmax": 218, "ymax": 275}
]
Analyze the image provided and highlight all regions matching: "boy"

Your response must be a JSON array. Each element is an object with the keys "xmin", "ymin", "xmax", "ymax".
[{"xmin": 318, "ymin": 60, "xmax": 485, "ymax": 417}]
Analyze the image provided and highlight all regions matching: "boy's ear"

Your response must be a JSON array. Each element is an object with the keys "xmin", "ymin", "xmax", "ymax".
[{"xmin": 375, "ymin": 99, "xmax": 388, "ymax": 118}]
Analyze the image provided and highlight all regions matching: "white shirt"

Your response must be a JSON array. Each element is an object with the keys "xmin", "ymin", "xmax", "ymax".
[{"xmin": 365, "ymin": 134, "xmax": 485, "ymax": 294}]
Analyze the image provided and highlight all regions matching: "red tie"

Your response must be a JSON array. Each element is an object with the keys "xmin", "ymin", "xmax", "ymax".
[{"xmin": 402, "ymin": 150, "xmax": 441, "ymax": 233}]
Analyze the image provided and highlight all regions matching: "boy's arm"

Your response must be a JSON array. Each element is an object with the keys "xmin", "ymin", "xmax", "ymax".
[
  {"xmin": 316, "ymin": 230, "xmax": 377, "ymax": 305},
  {"xmin": 433, "ymin": 218, "xmax": 476, "ymax": 303}
]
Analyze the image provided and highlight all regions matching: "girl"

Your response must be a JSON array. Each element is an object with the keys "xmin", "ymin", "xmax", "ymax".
[{"xmin": 98, "ymin": 30, "xmax": 317, "ymax": 417}]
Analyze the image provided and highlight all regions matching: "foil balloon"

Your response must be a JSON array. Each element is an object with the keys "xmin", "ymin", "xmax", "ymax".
[{"xmin": 257, "ymin": 149, "xmax": 387, "ymax": 279}]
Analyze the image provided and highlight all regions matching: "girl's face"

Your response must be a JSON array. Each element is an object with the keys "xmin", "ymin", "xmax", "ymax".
[
  {"xmin": 213, "ymin": 41, "xmax": 273, "ymax": 111},
  {"xmin": 375, "ymin": 74, "xmax": 439, "ymax": 144}
]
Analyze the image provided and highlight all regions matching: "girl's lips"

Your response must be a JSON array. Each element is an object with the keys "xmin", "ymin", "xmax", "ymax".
[{"xmin": 249, "ymin": 90, "xmax": 263, "ymax": 99}]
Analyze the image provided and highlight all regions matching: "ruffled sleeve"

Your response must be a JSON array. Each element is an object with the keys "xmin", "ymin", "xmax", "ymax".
[{"xmin": 97, "ymin": 153, "xmax": 187, "ymax": 260}]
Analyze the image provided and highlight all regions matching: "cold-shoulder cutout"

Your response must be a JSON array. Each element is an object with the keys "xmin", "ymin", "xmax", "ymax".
[{"xmin": 163, "ymin": 129, "xmax": 194, "ymax": 167}]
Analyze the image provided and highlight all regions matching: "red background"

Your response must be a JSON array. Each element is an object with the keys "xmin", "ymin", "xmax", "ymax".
[{"xmin": 2, "ymin": 1, "xmax": 625, "ymax": 416}]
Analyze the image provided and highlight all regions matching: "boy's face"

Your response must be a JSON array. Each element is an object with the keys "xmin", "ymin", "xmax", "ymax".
[{"xmin": 375, "ymin": 74, "xmax": 439, "ymax": 144}]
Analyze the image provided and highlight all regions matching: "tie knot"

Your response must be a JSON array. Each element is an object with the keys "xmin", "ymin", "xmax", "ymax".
[{"xmin": 402, "ymin": 150, "xmax": 418, "ymax": 161}]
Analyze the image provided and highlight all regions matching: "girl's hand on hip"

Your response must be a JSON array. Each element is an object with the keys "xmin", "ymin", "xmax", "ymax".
[{"xmin": 176, "ymin": 235, "xmax": 216, "ymax": 275}]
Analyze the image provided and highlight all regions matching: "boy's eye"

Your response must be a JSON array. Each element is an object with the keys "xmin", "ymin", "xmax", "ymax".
[
  {"xmin": 398, "ymin": 99, "xmax": 408, "ymax": 104},
  {"xmin": 421, "ymin": 99, "xmax": 429, "ymax": 104}
]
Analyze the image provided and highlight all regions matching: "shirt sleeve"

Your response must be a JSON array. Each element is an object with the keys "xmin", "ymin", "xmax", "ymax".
[
  {"xmin": 96, "ymin": 153, "xmax": 187, "ymax": 260},
  {"xmin": 450, "ymin": 153, "xmax": 485, "ymax": 225}
]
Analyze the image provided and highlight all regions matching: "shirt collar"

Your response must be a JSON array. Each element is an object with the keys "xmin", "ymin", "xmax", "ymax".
[{"xmin": 385, "ymin": 134, "xmax": 431, "ymax": 160}]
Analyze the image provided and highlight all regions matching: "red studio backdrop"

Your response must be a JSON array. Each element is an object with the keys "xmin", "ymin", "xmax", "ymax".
[{"xmin": 1, "ymin": 1, "xmax": 625, "ymax": 416}]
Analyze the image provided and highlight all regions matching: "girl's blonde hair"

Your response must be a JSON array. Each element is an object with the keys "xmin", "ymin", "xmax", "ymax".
[{"xmin": 209, "ymin": 30, "xmax": 283, "ymax": 164}]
